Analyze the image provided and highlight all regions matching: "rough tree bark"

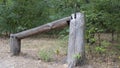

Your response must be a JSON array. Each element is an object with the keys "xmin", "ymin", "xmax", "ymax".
[{"xmin": 67, "ymin": 13, "xmax": 85, "ymax": 68}]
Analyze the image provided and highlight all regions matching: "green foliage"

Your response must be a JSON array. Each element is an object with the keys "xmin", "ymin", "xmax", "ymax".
[
  {"xmin": 54, "ymin": 49, "xmax": 60, "ymax": 56},
  {"xmin": 73, "ymin": 53, "xmax": 81, "ymax": 60},
  {"xmin": 38, "ymin": 50, "xmax": 53, "ymax": 62},
  {"xmin": 81, "ymin": 0, "xmax": 120, "ymax": 45},
  {"xmin": 0, "ymin": 0, "xmax": 49, "ymax": 34},
  {"xmin": 0, "ymin": 0, "xmax": 119, "ymax": 36},
  {"xmin": 95, "ymin": 41, "xmax": 110, "ymax": 53},
  {"xmin": 95, "ymin": 46, "xmax": 106, "ymax": 53}
]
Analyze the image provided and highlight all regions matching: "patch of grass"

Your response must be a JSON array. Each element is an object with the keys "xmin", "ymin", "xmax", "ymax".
[
  {"xmin": 95, "ymin": 46, "xmax": 106, "ymax": 53},
  {"xmin": 38, "ymin": 50, "xmax": 53, "ymax": 62},
  {"xmin": 94, "ymin": 41, "xmax": 110, "ymax": 54}
]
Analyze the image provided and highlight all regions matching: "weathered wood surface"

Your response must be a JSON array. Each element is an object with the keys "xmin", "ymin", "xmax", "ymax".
[
  {"xmin": 13, "ymin": 17, "xmax": 70, "ymax": 39},
  {"xmin": 10, "ymin": 16, "xmax": 70, "ymax": 55},
  {"xmin": 67, "ymin": 13, "xmax": 85, "ymax": 68},
  {"xmin": 10, "ymin": 34, "xmax": 21, "ymax": 55}
]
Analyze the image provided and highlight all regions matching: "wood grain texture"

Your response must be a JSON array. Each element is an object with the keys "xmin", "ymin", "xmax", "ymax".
[
  {"xmin": 13, "ymin": 17, "xmax": 70, "ymax": 39},
  {"xmin": 10, "ymin": 34, "xmax": 21, "ymax": 55},
  {"xmin": 67, "ymin": 13, "xmax": 85, "ymax": 68},
  {"xmin": 10, "ymin": 17, "xmax": 70, "ymax": 55}
]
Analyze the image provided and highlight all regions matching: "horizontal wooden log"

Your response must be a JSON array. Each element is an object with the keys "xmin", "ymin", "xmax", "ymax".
[{"xmin": 12, "ymin": 17, "xmax": 71, "ymax": 39}]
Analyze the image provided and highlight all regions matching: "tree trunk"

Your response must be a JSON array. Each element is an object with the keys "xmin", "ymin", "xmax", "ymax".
[
  {"xmin": 117, "ymin": 32, "xmax": 119, "ymax": 42},
  {"xmin": 111, "ymin": 31, "xmax": 114, "ymax": 42},
  {"xmin": 67, "ymin": 13, "xmax": 85, "ymax": 68}
]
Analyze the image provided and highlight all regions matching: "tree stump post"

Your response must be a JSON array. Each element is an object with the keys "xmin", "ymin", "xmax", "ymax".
[
  {"xmin": 67, "ymin": 12, "xmax": 85, "ymax": 68},
  {"xmin": 10, "ymin": 34, "xmax": 21, "ymax": 55}
]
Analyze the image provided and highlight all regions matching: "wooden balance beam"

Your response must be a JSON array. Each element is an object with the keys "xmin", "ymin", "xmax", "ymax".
[
  {"xmin": 10, "ymin": 12, "xmax": 85, "ymax": 68},
  {"xmin": 10, "ymin": 17, "xmax": 70, "ymax": 55}
]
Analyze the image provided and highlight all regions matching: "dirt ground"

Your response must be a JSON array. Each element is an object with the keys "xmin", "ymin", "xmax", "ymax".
[
  {"xmin": 0, "ymin": 37, "xmax": 69, "ymax": 68},
  {"xmin": 0, "ymin": 37, "xmax": 120, "ymax": 68}
]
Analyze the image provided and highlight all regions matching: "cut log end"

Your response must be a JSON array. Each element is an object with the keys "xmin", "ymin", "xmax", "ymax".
[{"xmin": 10, "ymin": 34, "xmax": 21, "ymax": 55}]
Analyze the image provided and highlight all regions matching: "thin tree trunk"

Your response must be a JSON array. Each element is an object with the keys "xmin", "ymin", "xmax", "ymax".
[
  {"xmin": 117, "ymin": 32, "xmax": 119, "ymax": 42},
  {"xmin": 98, "ymin": 33, "xmax": 101, "ymax": 46},
  {"xmin": 111, "ymin": 31, "xmax": 114, "ymax": 42}
]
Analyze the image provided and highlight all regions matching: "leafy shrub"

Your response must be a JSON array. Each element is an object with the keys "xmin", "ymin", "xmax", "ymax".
[
  {"xmin": 95, "ymin": 46, "xmax": 106, "ymax": 53},
  {"xmin": 95, "ymin": 41, "xmax": 110, "ymax": 53}
]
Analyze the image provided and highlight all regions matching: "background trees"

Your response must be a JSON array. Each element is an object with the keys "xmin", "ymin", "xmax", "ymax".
[
  {"xmin": 0, "ymin": 0, "xmax": 119, "ymax": 67},
  {"xmin": 0, "ymin": 0, "xmax": 49, "ymax": 34},
  {"xmin": 0, "ymin": 0, "xmax": 119, "ymax": 37}
]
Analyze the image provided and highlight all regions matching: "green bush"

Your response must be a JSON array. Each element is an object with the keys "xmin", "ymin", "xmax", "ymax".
[{"xmin": 95, "ymin": 41, "xmax": 110, "ymax": 53}]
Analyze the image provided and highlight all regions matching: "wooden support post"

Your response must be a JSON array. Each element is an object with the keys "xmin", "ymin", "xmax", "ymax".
[
  {"xmin": 67, "ymin": 13, "xmax": 85, "ymax": 68},
  {"xmin": 9, "ymin": 17, "xmax": 70, "ymax": 56},
  {"xmin": 10, "ymin": 34, "xmax": 21, "ymax": 55}
]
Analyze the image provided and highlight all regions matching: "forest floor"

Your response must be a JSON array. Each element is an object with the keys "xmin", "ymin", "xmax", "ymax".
[{"xmin": 0, "ymin": 35, "xmax": 120, "ymax": 68}]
